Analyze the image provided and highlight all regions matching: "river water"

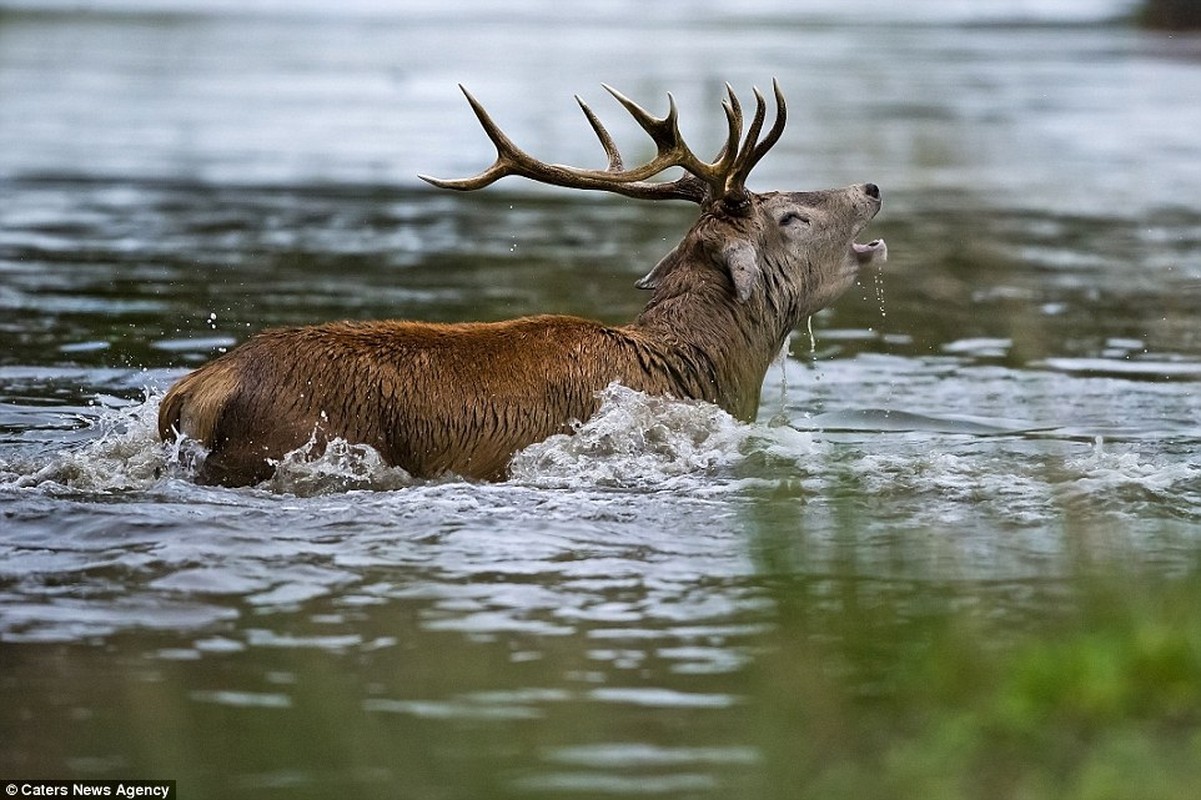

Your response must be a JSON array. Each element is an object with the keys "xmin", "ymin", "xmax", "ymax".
[{"xmin": 2, "ymin": 1, "xmax": 1200, "ymax": 798}]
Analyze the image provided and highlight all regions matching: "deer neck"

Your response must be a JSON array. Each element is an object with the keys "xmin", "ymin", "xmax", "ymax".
[{"xmin": 625, "ymin": 257, "xmax": 795, "ymax": 421}]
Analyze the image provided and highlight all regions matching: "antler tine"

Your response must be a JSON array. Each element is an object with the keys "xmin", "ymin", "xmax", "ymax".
[
  {"xmin": 725, "ymin": 86, "xmax": 768, "ymax": 195},
  {"xmin": 727, "ymin": 78, "xmax": 788, "ymax": 194},
  {"xmin": 600, "ymin": 84, "xmax": 725, "ymax": 188},
  {"xmin": 746, "ymin": 87, "xmax": 769, "ymax": 154},
  {"xmin": 576, "ymin": 95, "xmax": 623, "ymax": 171},
  {"xmin": 418, "ymin": 84, "xmax": 528, "ymax": 191},
  {"xmin": 709, "ymin": 83, "xmax": 744, "ymax": 172},
  {"xmin": 600, "ymin": 83, "xmax": 739, "ymax": 196},
  {"xmin": 748, "ymin": 79, "xmax": 788, "ymax": 171},
  {"xmin": 601, "ymin": 84, "xmax": 678, "ymax": 152}
]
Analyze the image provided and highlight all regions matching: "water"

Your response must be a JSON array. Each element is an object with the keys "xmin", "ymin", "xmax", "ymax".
[{"xmin": 3, "ymin": 1, "xmax": 1201, "ymax": 797}]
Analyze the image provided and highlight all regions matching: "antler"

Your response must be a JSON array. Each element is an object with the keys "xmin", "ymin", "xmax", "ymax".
[{"xmin": 419, "ymin": 80, "xmax": 787, "ymax": 207}]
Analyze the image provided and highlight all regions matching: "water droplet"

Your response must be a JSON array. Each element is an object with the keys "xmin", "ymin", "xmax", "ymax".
[
  {"xmin": 768, "ymin": 334, "xmax": 791, "ymax": 427},
  {"xmin": 805, "ymin": 316, "xmax": 824, "ymax": 409}
]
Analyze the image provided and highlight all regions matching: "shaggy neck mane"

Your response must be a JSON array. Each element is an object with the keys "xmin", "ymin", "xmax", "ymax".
[{"xmin": 624, "ymin": 238, "xmax": 796, "ymax": 420}]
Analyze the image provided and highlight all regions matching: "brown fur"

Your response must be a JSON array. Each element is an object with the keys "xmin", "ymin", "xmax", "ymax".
[
  {"xmin": 159, "ymin": 185, "xmax": 884, "ymax": 487},
  {"xmin": 159, "ymin": 315, "xmax": 712, "ymax": 485}
]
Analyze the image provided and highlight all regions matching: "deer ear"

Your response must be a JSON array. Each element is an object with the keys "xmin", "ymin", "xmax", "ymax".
[
  {"xmin": 635, "ymin": 245, "xmax": 679, "ymax": 290},
  {"xmin": 722, "ymin": 241, "xmax": 761, "ymax": 303}
]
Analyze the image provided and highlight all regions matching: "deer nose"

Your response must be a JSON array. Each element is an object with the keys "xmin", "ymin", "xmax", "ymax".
[{"xmin": 863, "ymin": 182, "xmax": 880, "ymax": 199}]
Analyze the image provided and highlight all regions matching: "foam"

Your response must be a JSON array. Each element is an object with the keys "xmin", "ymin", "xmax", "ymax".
[
  {"xmin": 509, "ymin": 383, "xmax": 819, "ymax": 490},
  {"xmin": 1, "ymin": 384, "xmax": 1197, "ymax": 531}
]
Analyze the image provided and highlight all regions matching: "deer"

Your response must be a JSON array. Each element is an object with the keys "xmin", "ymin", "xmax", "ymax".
[{"xmin": 158, "ymin": 80, "xmax": 887, "ymax": 486}]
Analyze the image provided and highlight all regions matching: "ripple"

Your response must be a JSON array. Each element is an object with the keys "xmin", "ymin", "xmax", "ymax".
[
  {"xmin": 190, "ymin": 690, "xmax": 293, "ymax": 709},
  {"xmin": 588, "ymin": 687, "xmax": 742, "ymax": 709},
  {"xmin": 362, "ymin": 697, "xmax": 544, "ymax": 721},
  {"xmin": 1038, "ymin": 356, "xmax": 1201, "ymax": 381},
  {"xmin": 543, "ymin": 743, "xmax": 761, "ymax": 767}
]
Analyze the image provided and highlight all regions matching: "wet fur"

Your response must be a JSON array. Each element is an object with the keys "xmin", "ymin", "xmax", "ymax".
[
  {"xmin": 158, "ymin": 316, "xmax": 722, "ymax": 485},
  {"xmin": 159, "ymin": 187, "xmax": 881, "ymax": 486}
]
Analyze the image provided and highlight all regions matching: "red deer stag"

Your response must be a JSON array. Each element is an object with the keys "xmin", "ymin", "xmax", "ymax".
[{"xmin": 159, "ymin": 80, "xmax": 887, "ymax": 486}]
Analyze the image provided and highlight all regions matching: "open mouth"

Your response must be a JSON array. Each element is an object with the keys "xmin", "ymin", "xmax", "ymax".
[{"xmin": 852, "ymin": 238, "xmax": 887, "ymax": 266}]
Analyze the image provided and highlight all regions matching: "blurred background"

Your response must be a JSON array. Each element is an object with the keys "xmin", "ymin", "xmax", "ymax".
[{"xmin": 2, "ymin": 0, "xmax": 1198, "ymax": 210}]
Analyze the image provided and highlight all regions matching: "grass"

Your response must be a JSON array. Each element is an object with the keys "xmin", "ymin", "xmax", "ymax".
[{"xmin": 744, "ymin": 553, "xmax": 1201, "ymax": 799}]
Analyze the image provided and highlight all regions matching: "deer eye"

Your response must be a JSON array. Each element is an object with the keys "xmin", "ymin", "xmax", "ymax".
[{"xmin": 779, "ymin": 212, "xmax": 810, "ymax": 227}]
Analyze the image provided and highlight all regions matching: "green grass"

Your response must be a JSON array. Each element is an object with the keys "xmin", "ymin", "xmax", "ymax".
[{"xmin": 745, "ymin": 559, "xmax": 1201, "ymax": 799}]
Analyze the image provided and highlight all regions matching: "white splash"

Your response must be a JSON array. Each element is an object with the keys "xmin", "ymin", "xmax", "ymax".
[
  {"xmin": 509, "ymin": 383, "xmax": 819, "ymax": 490},
  {"xmin": 4, "ymin": 391, "xmax": 171, "ymax": 493},
  {"xmin": 1061, "ymin": 442, "xmax": 1201, "ymax": 506},
  {"xmin": 1, "ymin": 382, "xmax": 816, "ymax": 496},
  {"xmin": 5, "ymin": 380, "xmax": 1196, "ymax": 526},
  {"xmin": 266, "ymin": 433, "xmax": 415, "ymax": 495}
]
